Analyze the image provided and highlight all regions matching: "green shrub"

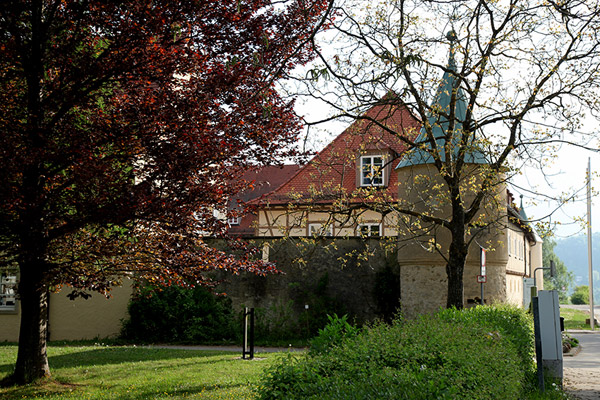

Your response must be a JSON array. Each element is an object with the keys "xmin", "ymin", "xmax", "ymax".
[
  {"xmin": 309, "ymin": 314, "xmax": 359, "ymax": 355},
  {"xmin": 257, "ymin": 306, "xmax": 534, "ymax": 400},
  {"xmin": 121, "ymin": 285, "xmax": 238, "ymax": 343},
  {"xmin": 571, "ymin": 285, "xmax": 589, "ymax": 305},
  {"xmin": 436, "ymin": 304, "xmax": 535, "ymax": 371}
]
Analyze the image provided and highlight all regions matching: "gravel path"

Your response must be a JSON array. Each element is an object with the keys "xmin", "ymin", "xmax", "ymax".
[
  {"xmin": 147, "ymin": 344, "xmax": 306, "ymax": 353},
  {"xmin": 563, "ymin": 331, "xmax": 600, "ymax": 400}
]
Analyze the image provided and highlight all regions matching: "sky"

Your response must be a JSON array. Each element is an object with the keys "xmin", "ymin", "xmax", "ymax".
[{"xmin": 513, "ymin": 144, "xmax": 599, "ymax": 240}]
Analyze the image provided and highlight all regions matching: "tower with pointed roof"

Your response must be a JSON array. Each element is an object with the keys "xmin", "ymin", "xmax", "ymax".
[
  {"xmin": 396, "ymin": 31, "xmax": 487, "ymax": 169},
  {"xmin": 394, "ymin": 35, "xmax": 542, "ymax": 317}
]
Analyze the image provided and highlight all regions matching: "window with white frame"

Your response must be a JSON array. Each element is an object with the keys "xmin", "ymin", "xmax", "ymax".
[
  {"xmin": 227, "ymin": 216, "xmax": 241, "ymax": 226},
  {"xmin": 519, "ymin": 238, "xmax": 523, "ymax": 260},
  {"xmin": 360, "ymin": 155, "xmax": 384, "ymax": 186},
  {"xmin": 0, "ymin": 271, "xmax": 17, "ymax": 312},
  {"xmin": 358, "ymin": 223, "xmax": 381, "ymax": 237},
  {"xmin": 308, "ymin": 223, "xmax": 333, "ymax": 237}
]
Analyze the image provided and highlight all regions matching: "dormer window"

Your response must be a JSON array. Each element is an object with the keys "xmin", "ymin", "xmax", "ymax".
[{"xmin": 360, "ymin": 155, "xmax": 384, "ymax": 186}]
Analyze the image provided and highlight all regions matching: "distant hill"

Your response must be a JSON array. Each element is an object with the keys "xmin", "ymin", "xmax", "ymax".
[{"xmin": 555, "ymin": 233, "xmax": 600, "ymax": 295}]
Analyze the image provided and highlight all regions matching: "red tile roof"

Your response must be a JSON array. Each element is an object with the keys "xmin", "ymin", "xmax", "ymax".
[
  {"xmin": 231, "ymin": 165, "xmax": 301, "ymax": 204},
  {"xmin": 256, "ymin": 102, "xmax": 420, "ymax": 205},
  {"xmin": 228, "ymin": 165, "xmax": 300, "ymax": 236}
]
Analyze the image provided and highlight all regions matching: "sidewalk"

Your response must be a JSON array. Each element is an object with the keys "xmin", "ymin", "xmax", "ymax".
[{"xmin": 563, "ymin": 330, "xmax": 600, "ymax": 400}]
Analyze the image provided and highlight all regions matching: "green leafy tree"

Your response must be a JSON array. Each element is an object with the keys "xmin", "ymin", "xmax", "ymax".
[{"xmin": 542, "ymin": 239, "xmax": 574, "ymax": 303}]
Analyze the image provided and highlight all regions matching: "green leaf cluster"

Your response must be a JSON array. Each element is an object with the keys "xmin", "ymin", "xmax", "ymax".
[
  {"xmin": 309, "ymin": 314, "xmax": 359, "ymax": 355},
  {"xmin": 542, "ymin": 239, "xmax": 574, "ymax": 302}
]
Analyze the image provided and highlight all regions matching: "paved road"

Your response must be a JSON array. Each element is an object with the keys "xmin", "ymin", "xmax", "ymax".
[
  {"xmin": 562, "ymin": 304, "xmax": 600, "ymax": 313},
  {"xmin": 564, "ymin": 331, "xmax": 600, "ymax": 400}
]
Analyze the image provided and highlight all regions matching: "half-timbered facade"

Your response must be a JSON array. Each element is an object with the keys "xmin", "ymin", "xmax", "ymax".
[{"xmin": 252, "ymin": 100, "xmax": 421, "ymax": 238}]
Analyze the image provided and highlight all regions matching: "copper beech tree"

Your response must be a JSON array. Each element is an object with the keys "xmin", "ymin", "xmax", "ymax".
[{"xmin": 0, "ymin": 0, "xmax": 331, "ymax": 384}]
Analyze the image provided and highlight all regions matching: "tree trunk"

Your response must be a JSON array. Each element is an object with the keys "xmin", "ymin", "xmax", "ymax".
[
  {"xmin": 446, "ymin": 196, "xmax": 468, "ymax": 309},
  {"xmin": 446, "ymin": 239, "xmax": 467, "ymax": 309},
  {"xmin": 11, "ymin": 262, "xmax": 50, "ymax": 384}
]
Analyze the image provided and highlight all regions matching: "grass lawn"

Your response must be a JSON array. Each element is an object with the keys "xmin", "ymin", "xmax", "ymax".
[
  {"xmin": 561, "ymin": 307, "xmax": 593, "ymax": 330},
  {"xmin": 0, "ymin": 344, "xmax": 283, "ymax": 399}
]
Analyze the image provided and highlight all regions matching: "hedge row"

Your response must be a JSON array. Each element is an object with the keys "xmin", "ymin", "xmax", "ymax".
[{"xmin": 257, "ymin": 305, "xmax": 536, "ymax": 400}]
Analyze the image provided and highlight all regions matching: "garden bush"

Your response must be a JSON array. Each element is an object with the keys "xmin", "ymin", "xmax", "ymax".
[
  {"xmin": 257, "ymin": 305, "xmax": 535, "ymax": 400},
  {"xmin": 309, "ymin": 314, "xmax": 359, "ymax": 355},
  {"xmin": 121, "ymin": 285, "xmax": 238, "ymax": 343},
  {"xmin": 436, "ymin": 304, "xmax": 535, "ymax": 371},
  {"xmin": 571, "ymin": 285, "xmax": 589, "ymax": 305}
]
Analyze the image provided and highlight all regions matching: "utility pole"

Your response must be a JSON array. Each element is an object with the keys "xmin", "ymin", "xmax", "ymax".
[{"xmin": 587, "ymin": 158, "xmax": 595, "ymax": 331}]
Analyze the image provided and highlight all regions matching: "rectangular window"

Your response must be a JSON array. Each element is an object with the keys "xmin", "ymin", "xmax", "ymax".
[
  {"xmin": 358, "ymin": 223, "xmax": 381, "ymax": 237},
  {"xmin": 0, "ymin": 272, "xmax": 17, "ymax": 312},
  {"xmin": 360, "ymin": 156, "xmax": 384, "ymax": 186},
  {"xmin": 228, "ymin": 216, "xmax": 241, "ymax": 226},
  {"xmin": 519, "ymin": 239, "xmax": 523, "ymax": 260},
  {"xmin": 308, "ymin": 223, "xmax": 333, "ymax": 237}
]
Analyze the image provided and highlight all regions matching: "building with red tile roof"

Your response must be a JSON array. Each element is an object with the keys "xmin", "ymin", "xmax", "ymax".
[
  {"xmin": 247, "ymin": 100, "xmax": 421, "ymax": 237},
  {"xmin": 227, "ymin": 165, "xmax": 300, "ymax": 237},
  {"xmin": 222, "ymin": 83, "xmax": 542, "ymax": 317},
  {"xmin": 260, "ymin": 101, "xmax": 420, "ymax": 206}
]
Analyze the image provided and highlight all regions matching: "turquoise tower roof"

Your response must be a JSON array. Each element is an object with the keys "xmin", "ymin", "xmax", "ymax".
[
  {"xmin": 396, "ymin": 33, "xmax": 487, "ymax": 169},
  {"xmin": 519, "ymin": 195, "xmax": 529, "ymax": 222}
]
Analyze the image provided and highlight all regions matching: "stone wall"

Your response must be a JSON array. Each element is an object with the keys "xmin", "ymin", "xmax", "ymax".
[
  {"xmin": 211, "ymin": 237, "xmax": 401, "ymax": 326},
  {"xmin": 212, "ymin": 236, "xmax": 512, "ymax": 324},
  {"xmin": 399, "ymin": 262, "xmax": 507, "ymax": 319}
]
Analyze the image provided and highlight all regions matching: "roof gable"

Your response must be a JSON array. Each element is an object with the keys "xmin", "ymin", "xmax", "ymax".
[{"xmin": 259, "ymin": 101, "xmax": 420, "ymax": 205}]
